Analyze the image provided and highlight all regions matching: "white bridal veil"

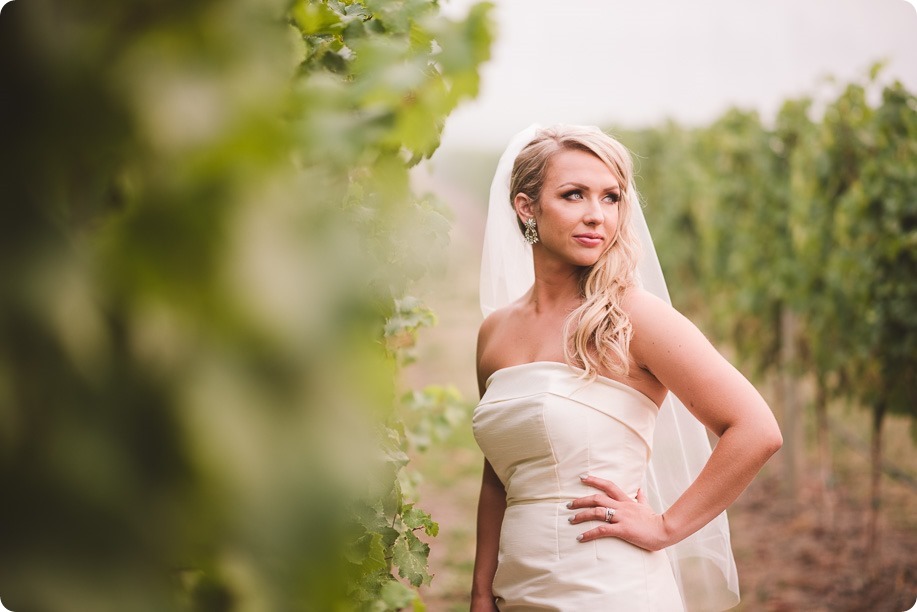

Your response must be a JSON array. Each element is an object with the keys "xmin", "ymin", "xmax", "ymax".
[{"xmin": 480, "ymin": 124, "xmax": 740, "ymax": 611}]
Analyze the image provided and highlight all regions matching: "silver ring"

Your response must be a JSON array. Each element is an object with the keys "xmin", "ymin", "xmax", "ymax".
[{"xmin": 604, "ymin": 507, "xmax": 616, "ymax": 523}]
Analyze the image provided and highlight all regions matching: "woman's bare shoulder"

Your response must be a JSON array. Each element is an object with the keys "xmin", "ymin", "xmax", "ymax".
[
  {"xmin": 621, "ymin": 285, "xmax": 669, "ymax": 312},
  {"xmin": 477, "ymin": 305, "xmax": 513, "ymax": 346},
  {"xmin": 475, "ymin": 305, "xmax": 518, "ymax": 395},
  {"xmin": 620, "ymin": 286, "xmax": 700, "ymax": 365},
  {"xmin": 623, "ymin": 284, "xmax": 706, "ymax": 325}
]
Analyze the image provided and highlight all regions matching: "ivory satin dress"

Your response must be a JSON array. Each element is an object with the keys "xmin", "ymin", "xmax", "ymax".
[{"xmin": 473, "ymin": 361, "xmax": 685, "ymax": 611}]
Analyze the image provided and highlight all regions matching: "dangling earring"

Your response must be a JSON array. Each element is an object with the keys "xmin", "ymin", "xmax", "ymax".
[{"xmin": 523, "ymin": 217, "xmax": 539, "ymax": 244}]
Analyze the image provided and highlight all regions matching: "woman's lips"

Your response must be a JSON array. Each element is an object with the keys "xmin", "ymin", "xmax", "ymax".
[{"xmin": 574, "ymin": 234, "xmax": 603, "ymax": 247}]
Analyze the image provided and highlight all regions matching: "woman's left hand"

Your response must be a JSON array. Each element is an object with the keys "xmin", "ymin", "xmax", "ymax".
[{"xmin": 566, "ymin": 473, "xmax": 672, "ymax": 552}]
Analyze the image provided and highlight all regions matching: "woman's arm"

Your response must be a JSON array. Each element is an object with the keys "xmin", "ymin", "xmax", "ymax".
[
  {"xmin": 470, "ymin": 313, "xmax": 507, "ymax": 610},
  {"xmin": 470, "ymin": 459, "xmax": 506, "ymax": 611},
  {"xmin": 569, "ymin": 288, "xmax": 782, "ymax": 550}
]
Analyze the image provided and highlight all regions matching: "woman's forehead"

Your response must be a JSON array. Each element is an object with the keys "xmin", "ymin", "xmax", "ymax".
[{"xmin": 544, "ymin": 148, "xmax": 620, "ymax": 187}]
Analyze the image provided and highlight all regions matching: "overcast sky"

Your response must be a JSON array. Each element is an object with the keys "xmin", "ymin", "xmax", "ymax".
[{"xmin": 436, "ymin": 0, "xmax": 917, "ymax": 150}]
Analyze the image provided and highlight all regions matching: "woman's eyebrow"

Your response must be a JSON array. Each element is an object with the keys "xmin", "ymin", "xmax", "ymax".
[{"xmin": 556, "ymin": 182, "xmax": 621, "ymax": 191}]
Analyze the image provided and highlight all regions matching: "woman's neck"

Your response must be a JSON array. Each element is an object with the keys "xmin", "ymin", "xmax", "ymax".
[{"xmin": 528, "ymin": 256, "xmax": 583, "ymax": 315}]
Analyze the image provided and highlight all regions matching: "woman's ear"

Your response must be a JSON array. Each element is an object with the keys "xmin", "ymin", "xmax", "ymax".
[{"xmin": 513, "ymin": 193, "xmax": 536, "ymax": 225}]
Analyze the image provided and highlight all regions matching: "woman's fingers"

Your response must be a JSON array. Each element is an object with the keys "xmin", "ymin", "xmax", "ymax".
[
  {"xmin": 564, "ymin": 475, "xmax": 672, "ymax": 550},
  {"xmin": 571, "ymin": 509, "xmax": 663, "ymax": 550},
  {"xmin": 575, "ymin": 523, "xmax": 621, "ymax": 543},
  {"xmin": 565, "ymin": 493, "xmax": 609, "ymax": 510},
  {"xmin": 567, "ymin": 500, "xmax": 670, "ymax": 551},
  {"xmin": 566, "ymin": 473, "xmax": 629, "ymax": 508},
  {"xmin": 565, "ymin": 477, "xmax": 669, "ymax": 550},
  {"xmin": 578, "ymin": 473, "xmax": 629, "ymax": 501},
  {"xmin": 567, "ymin": 505, "xmax": 617, "ymax": 525}
]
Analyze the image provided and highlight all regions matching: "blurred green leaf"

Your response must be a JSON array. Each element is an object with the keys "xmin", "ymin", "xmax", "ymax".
[
  {"xmin": 0, "ymin": 0, "xmax": 493, "ymax": 609},
  {"xmin": 381, "ymin": 580, "xmax": 418, "ymax": 609},
  {"xmin": 292, "ymin": 0, "xmax": 344, "ymax": 35}
]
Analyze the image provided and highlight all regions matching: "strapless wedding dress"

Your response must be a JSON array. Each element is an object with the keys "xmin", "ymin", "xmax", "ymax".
[{"xmin": 473, "ymin": 361, "xmax": 685, "ymax": 611}]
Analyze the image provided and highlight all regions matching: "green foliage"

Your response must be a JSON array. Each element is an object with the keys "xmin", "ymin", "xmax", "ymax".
[
  {"xmin": 698, "ymin": 109, "xmax": 791, "ymax": 363},
  {"xmin": 618, "ymin": 122, "xmax": 707, "ymax": 312},
  {"xmin": 832, "ymin": 80, "xmax": 917, "ymax": 416},
  {"xmin": 384, "ymin": 296, "xmax": 438, "ymax": 365},
  {"xmin": 402, "ymin": 385, "xmax": 468, "ymax": 452},
  {"xmin": 0, "ymin": 0, "xmax": 492, "ymax": 610},
  {"xmin": 621, "ymin": 64, "xmax": 916, "ymax": 431}
]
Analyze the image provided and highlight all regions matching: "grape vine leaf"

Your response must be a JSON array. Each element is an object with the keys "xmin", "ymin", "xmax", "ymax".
[
  {"xmin": 392, "ymin": 530, "xmax": 432, "ymax": 587},
  {"xmin": 402, "ymin": 504, "xmax": 439, "ymax": 537}
]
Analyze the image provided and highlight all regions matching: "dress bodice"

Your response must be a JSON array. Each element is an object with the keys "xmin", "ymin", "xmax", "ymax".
[
  {"xmin": 473, "ymin": 361, "xmax": 660, "ymax": 506},
  {"xmin": 472, "ymin": 361, "xmax": 684, "ymax": 611}
]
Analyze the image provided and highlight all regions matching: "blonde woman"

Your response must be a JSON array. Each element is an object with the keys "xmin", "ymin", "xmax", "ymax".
[{"xmin": 471, "ymin": 125, "xmax": 782, "ymax": 611}]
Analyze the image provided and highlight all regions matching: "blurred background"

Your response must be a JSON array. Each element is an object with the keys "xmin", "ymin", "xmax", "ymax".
[{"xmin": 0, "ymin": 0, "xmax": 914, "ymax": 611}]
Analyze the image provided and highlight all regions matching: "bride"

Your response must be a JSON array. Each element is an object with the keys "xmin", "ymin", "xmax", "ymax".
[{"xmin": 471, "ymin": 125, "xmax": 782, "ymax": 611}]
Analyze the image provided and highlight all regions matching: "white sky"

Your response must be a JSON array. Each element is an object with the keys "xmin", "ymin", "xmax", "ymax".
[{"xmin": 436, "ymin": 0, "xmax": 917, "ymax": 149}]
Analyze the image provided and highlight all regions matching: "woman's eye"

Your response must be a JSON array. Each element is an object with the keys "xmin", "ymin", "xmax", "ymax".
[
  {"xmin": 604, "ymin": 193, "xmax": 621, "ymax": 203},
  {"xmin": 563, "ymin": 191, "xmax": 583, "ymax": 201}
]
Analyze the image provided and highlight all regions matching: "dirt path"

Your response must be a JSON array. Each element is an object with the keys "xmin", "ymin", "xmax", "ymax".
[{"xmin": 729, "ymin": 470, "xmax": 917, "ymax": 611}]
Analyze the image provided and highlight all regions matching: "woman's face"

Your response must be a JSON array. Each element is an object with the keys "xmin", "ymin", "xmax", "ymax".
[{"xmin": 518, "ymin": 148, "xmax": 622, "ymax": 269}]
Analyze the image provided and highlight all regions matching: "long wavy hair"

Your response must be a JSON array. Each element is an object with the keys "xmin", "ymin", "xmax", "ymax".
[{"xmin": 510, "ymin": 125, "xmax": 642, "ymax": 378}]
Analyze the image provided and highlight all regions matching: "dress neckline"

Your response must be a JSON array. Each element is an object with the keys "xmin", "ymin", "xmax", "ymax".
[{"xmin": 484, "ymin": 360, "xmax": 662, "ymax": 410}]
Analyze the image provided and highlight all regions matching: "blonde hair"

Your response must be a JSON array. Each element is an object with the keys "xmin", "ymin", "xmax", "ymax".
[{"xmin": 510, "ymin": 125, "xmax": 641, "ymax": 378}]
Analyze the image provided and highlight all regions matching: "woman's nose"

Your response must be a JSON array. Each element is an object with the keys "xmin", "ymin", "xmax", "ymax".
[{"xmin": 583, "ymin": 197, "xmax": 604, "ymax": 224}]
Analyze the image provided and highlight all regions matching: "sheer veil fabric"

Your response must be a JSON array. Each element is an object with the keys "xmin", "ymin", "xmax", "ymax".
[{"xmin": 479, "ymin": 124, "xmax": 740, "ymax": 611}]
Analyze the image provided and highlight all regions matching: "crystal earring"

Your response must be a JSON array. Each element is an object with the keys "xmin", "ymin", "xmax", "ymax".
[{"xmin": 523, "ymin": 217, "xmax": 539, "ymax": 244}]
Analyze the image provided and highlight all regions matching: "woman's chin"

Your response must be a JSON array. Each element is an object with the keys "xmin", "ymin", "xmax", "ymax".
[
  {"xmin": 538, "ymin": 246, "xmax": 602, "ymax": 269},
  {"xmin": 569, "ymin": 254, "xmax": 602, "ymax": 268}
]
